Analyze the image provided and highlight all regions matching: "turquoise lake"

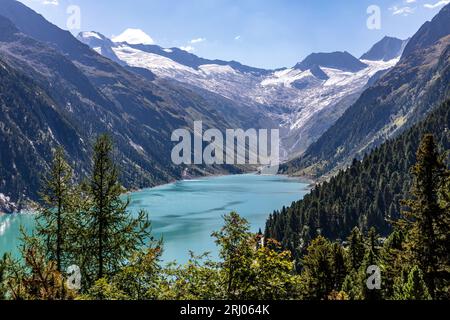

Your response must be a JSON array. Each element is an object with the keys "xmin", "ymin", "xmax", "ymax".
[{"xmin": 0, "ymin": 174, "xmax": 309, "ymax": 264}]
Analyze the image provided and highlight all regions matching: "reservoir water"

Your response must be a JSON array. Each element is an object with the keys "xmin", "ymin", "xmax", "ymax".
[{"xmin": 0, "ymin": 174, "xmax": 309, "ymax": 264}]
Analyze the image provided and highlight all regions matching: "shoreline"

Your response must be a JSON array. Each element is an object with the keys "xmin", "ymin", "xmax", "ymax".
[
  {"xmin": 1, "ymin": 172, "xmax": 311, "ymax": 263},
  {"xmin": 127, "ymin": 171, "xmax": 314, "ymax": 194},
  {"xmin": 3, "ymin": 171, "xmax": 314, "ymax": 216}
]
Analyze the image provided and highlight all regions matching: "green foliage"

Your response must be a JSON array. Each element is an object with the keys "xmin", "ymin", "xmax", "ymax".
[
  {"xmin": 379, "ymin": 230, "xmax": 407, "ymax": 298},
  {"xmin": 359, "ymin": 228, "xmax": 382, "ymax": 300},
  {"xmin": 278, "ymin": 131, "xmax": 449, "ymax": 301},
  {"xmin": 158, "ymin": 253, "xmax": 223, "ymax": 300},
  {"xmin": 79, "ymin": 212, "xmax": 301, "ymax": 301},
  {"xmin": 208, "ymin": 212, "xmax": 301, "ymax": 300},
  {"xmin": 298, "ymin": 236, "xmax": 335, "ymax": 300},
  {"xmin": 81, "ymin": 134, "xmax": 151, "ymax": 287},
  {"xmin": 245, "ymin": 240, "xmax": 301, "ymax": 300},
  {"xmin": 36, "ymin": 147, "xmax": 77, "ymax": 272},
  {"xmin": 393, "ymin": 266, "xmax": 432, "ymax": 300},
  {"xmin": 398, "ymin": 134, "xmax": 450, "ymax": 298},
  {"xmin": 81, "ymin": 278, "xmax": 129, "ymax": 301},
  {"xmin": 347, "ymin": 227, "xmax": 366, "ymax": 271},
  {"xmin": 211, "ymin": 212, "xmax": 254, "ymax": 299},
  {"xmin": 81, "ymin": 246, "xmax": 163, "ymax": 300},
  {"xmin": 0, "ymin": 254, "xmax": 8, "ymax": 300},
  {"xmin": 2, "ymin": 234, "xmax": 76, "ymax": 300},
  {"xmin": 2, "ymin": 124, "xmax": 449, "ymax": 301},
  {"xmin": 266, "ymin": 100, "xmax": 450, "ymax": 269}
]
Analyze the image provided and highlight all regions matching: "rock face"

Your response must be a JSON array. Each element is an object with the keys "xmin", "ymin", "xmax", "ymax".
[
  {"xmin": 0, "ymin": 0, "xmax": 422, "ymax": 212},
  {"xmin": 295, "ymin": 52, "xmax": 368, "ymax": 72},
  {"xmin": 0, "ymin": 1, "xmax": 274, "ymax": 212},
  {"xmin": 284, "ymin": 4, "xmax": 450, "ymax": 177},
  {"xmin": 361, "ymin": 36, "xmax": 409, "ymax": 62},
  {"xmin": 78, "ymin": 31, "xmax": 400, "ymax": 158}
]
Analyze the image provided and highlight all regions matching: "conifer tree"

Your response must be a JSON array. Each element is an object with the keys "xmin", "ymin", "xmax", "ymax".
[
  {"xmin": 393, "ymin": 265, "xmax": 431, "ymax": 300},
  {"xmin": 331, "ymin": 242, "xmax": 347, "ymax": 292},
  {"xmin": 37, "ymin": 147, "xmax": 75, "ymax": 273},
  {"xmin": 212, "ymin": 212, "xmax": 253, "ymax": 299},
  {"xmin": 4, "ymin": 234, "xmax": 76, "ymax": 300},
  {"xmin": 299, "ymin": 236, "xmax": 334, "ymax": 299},
  {"xmin": 436, "ymin": 167, "xmax": 450, "ymax": 298},
  {"xmin": 86, "ymin": 134, "xmax": 151, "ymax": 284},
  {"xmin": 0, "ymin": 254, "xmax": 7, "ymax": 300},
  {"xmin": 400, "ymin": 134, "xmax": 447, "ymax": 298},
  {"xmin": 347, "ymin": 227, "xmax": 365, "ymax": 271},
  {"xmin": 360, "ymin": 228, "xmax": 382, "ymax": 300},
  {"xmin": 380, "ymin": 230, "xmax": 407, "ymax": 298},
  {"xmin": 341, "ymin": 271, "xmax": 360, "ymax": 300}
]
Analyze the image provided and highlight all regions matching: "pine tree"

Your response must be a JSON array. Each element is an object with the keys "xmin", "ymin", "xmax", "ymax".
[
  {"xmin": 86, "ymin": 134, "xmax": 151, "ymax": 284},
  {"xmin": 212, "ymin": 212, "xmax": 253, "ymax": 299},
  {"xmin": 331, "ymin": 242, "xmax": 347, "ymax": 292},
  {"xmin": 400, "ymin": 134, "xmax": 447, "ymax": 298},
  {"xmin": 393, "ymin": 265, "xmax": 431, "ymax": 300},
  {"xmin": 0, "ymin": 254, "xmax": 7, "ymax": 300},
  {"xmin": 36, "ymin": 147, "xmax": 75, "ymax": 273},
  {"xmin": 347, "ymin": 227, "xmax": 365, "ymax": 271},
  {"xmin": 299, "ymin": 236, "xmax": 335, "ymax": 299},
  {"xmin": 436, "ymin": 167, "xmax": 450, "ymax": 298},
  {"xmin": 380, "ymin": 230, "xmax": 407, "ymax": 298},
  {"xmin": 360, "ymin": 228, "xmax": 382, "ymax": 300},
  {"xmin": 4, "ymin": 234, "xmax": 76, "ymax": 300},
  {"xmin": 341, "ymin": 271, "xmax": 361, "ymax": 300}
]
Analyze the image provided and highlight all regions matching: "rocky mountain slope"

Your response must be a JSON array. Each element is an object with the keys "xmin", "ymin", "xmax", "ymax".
[
  {"xmin": 360, "ymin": 36, "xmax": 409, "ymax": 62},
  {"xmin": 283, "ymin": 4, "xmax": 450, "ymax": 177},
  {"xmin": 0, "ymin": 0, "xmax": 274, "ymax": 211},
  {"xmin": 0, "ymin": 0, "xmax": 420, "ymax": 212},
  {"xmin": 78, "ymin": 31, "xmax": 403, "ymax": 157}
]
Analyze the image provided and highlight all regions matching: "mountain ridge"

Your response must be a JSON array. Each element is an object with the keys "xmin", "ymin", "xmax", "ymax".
[
  {"xmin": 0, "ymin": 3, "xmax": 276, "ymax": 212},
  {"xmin": 295, "ymin": 51, "xmax": 368, "ymax": 72},
  {"xmin": 283, "ymin": 3, "xmax": 450, "ymax": 177},
  {"xmin": 78, "ymin": 30, "xmax": 401, "ymax": 157},
  {"xmin": 360, "ymin": 36, "xmax": 409, "ymax": 62}
]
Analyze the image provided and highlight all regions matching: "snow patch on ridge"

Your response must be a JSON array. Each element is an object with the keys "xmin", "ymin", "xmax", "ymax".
[{"xmin": 85, "ymin": 34, "xmax": 402, "ymax": 157}]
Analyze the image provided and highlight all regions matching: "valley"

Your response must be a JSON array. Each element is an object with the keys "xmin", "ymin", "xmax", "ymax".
[
  {"xmin": 78, "ymin": 31, "xmax": 404, "ymax": 158},
  {"xmin": 0, "ymin": 0, "xmax": 448, "ymax": 303}
]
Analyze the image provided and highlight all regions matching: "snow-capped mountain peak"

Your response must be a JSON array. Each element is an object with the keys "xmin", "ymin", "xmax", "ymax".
[
  {"xmin": 112, "ymin": 28, "xmax": 155, "ymax": 45},
  {"xmin": 78, "ymin": 31, "xmax": 403, "ymax": 157}
]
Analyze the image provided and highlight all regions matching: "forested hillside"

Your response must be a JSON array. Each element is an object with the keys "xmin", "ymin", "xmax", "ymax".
[
  {"xmin": 265, "ymin": 99, "xmax": 450, "ymax": 265},
  {"xmin": 0, "ymin": 57, "xmax": 88, "ymax": 211},
  {"xmin": 0, "ymin": 2, "xmax": 273, "ymax": 212}
]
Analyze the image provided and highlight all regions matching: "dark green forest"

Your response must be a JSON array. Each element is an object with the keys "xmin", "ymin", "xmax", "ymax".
[{"xmin": 265, "ymin": 100, "xmax": 450, "ymax": 269}]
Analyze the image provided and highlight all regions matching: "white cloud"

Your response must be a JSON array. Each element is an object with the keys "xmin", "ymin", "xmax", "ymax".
[
  {"xmin": 424, "ymin": 0, "xmax": 450, "ymax": 9},
  {"xmin": 405, "ymin": 0, "xmax": 417, "ymax": 3},
  {"xmin": 190, "ymin": 37, "xmax": 206, "ymax": 44},
  {"xmin": 180, "ymin": 45, "xmax": 195, "ymax": 53},
  {"xmin": 234, "ymin": 35, "xmax": 241, "ymax": 41},
  {"xmin": 389, "ymin": 5, "xmax": 416, "ymax": 15},
  {"xmin": 112, "ymin": 28, "xmax": 155, "ymax": 45}
]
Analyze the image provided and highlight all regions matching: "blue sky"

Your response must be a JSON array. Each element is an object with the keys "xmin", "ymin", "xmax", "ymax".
[{"xmin": 18, "ymin": 0, "xmax": 449, "ymax": 69}]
